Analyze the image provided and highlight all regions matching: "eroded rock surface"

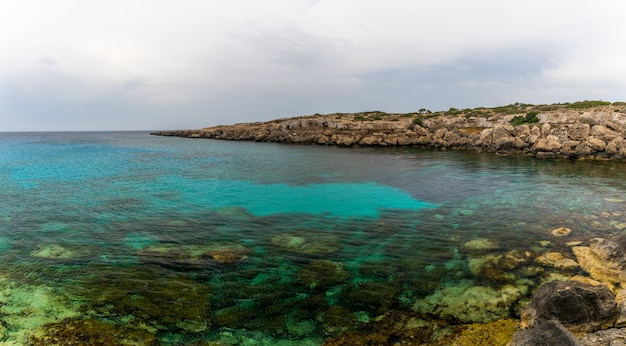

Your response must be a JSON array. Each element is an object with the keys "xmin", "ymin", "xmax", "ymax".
[{"xmin": 520, "ymin": 280, "xmax": 618, "ymax": 332}]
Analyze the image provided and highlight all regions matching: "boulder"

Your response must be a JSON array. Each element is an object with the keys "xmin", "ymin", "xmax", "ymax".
[
  {"xmin": 511, "ymin": 320, "xmax": 580, "ymax": 346},
  {"xmin": 568, "ymin": 123, "xmax": 591, "ymax": 141},
  {"xmin": 541, "ymin": 123, "xmax": 552, "ymax": 137},
  {"xmin": 520, "ymin": 280, "xmax": 618, "ymax": 332},
  {"xmin": 606, "ymin": 137, "xmax": 625, "ymax": 156},
  {"xmin": 591, "ymin": 125, "xmax": 618, "ymax": 142},
  {"xmin": 535, "ymin": 252, "xmax": 580, "ymax": 271},
  {"xmin": 585, "ymin": 137, "xmax": 607, "ymax": 152},
  {"xmin": 532, "ymin": 138, "xmax": 562, "ymax": 152},
  {"xmin": 573, "ymin": 236, "xmax": 626, "ymax": 284}
]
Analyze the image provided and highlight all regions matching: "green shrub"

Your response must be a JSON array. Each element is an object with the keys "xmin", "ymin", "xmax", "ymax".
[
  {"xmin": 510, "ymin": 111, "xmax": 540, "ymax": 126},
  {"xmin": 566, "ymin": 100, "xmax": 611, "ymax": 109},
  {"xmin": 412, "ymin": 116, "xmax": 424, "ymax": 127}
]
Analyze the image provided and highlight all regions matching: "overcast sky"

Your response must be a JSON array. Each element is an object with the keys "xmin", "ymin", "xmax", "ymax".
[{"xmin": 1, "ymin": 0, "xmax": 626, "ymax": 131}]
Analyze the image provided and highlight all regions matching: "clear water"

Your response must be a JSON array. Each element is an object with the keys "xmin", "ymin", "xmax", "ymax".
[{"xmin": 1, "ymin": 132, "xmax": 626, "ymax": 344}]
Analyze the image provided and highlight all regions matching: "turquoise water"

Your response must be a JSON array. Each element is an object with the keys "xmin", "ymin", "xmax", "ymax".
[{"xmin": 1, "ymin": 132, "xmax": 626, "ymax": 344}]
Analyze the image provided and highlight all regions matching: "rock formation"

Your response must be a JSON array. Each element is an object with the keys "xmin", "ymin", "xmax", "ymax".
[
  {"xmin": 152, "ymin": 102, "xmax": 626, "ymax": 160},
  {"xmin": 520, "ymin": 280, "xmax": 618, "ymax": 332}
]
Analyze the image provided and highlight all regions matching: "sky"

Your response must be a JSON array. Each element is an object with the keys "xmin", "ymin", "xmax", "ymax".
[{"xmin": 1, "ymin": 0, "xmax": 626, "ymax": 131}]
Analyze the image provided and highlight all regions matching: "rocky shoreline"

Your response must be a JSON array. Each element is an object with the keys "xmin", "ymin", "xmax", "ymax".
[{"xmin": 152, "ymin": 101, "xmax": 626, "ymax": 160}]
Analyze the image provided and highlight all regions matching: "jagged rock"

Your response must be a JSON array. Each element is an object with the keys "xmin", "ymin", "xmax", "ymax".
[
  {"xmin": 569, "ymin": 123, "xmax": 591, "ymax": 141},
  {"xmin": 579, "ymin": 328, "xmax": 626, "ymax": 345},
  {"xmin": 606, "ymin": 137, "xmax": 625, "ymax": 156},
  {"xmin": 615, "ymin": 289, "xmax": 626, "ymax": 327},
  {"xmin": 535, "ymin": 252, "xmax": 580, "ymax": 271},
  {"xmin": 591, "ymin": 125, "xmax": 618, "ymax": 142},
  {"xmin": 541, "ymin": 123, "xmax": 552, "ymax": 137},
  {"xmin": 533, "ymin": 138, "xmax": 562, "ymax": 152},
  {"xmin": 514, "ymin": 124, "xmax": 531, "ymax": 137},
  {"xmin": 561, "ymin": 140, "xmax": 582, "ymax": 155},
  {"xmin": 520, "ymin": 280, "xmax": 618, "ymax": 332},
  {"xmin": 586, "ymin": 137, "xmax": 607, "ymax": 151},
  {"xmin": 573, "ymin": 236, "xmax": 626, "ymax": 284},
  {"xmin": 511, "ymin": 320, "xmax": 580, "ymax": 346}
]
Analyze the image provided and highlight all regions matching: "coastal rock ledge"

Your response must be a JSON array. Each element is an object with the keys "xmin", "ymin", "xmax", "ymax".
[{"xmin": 152, "ymin": 101, "xmax": 626, "ymax": 160}]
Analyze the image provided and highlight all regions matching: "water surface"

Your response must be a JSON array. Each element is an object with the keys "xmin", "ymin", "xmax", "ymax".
[{"xmin": 0, "ymin": 132, "xmax": 624, "ymax": 344}]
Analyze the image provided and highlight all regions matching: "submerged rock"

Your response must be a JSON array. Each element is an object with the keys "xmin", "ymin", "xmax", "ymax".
[
  {"xmin": 30, "ymin": 244, "xmax": 95, "ymax": 262},
  {"xmin": 30, "ymin": 318, "xmax": 158, "ymax": 346},
  {"xmin": 296, "ymin": 260, "xmax": 350, "ymax": 289},
  {"xmin": 520, "ymin": 280, "xmax": 618, "ymax": 332},
  {"xmin": 535, "ymin": 252, "xmax": 580, "ymax": 271},
  {"xmin": 74, "ymin": 266, "xmax": 211, "ymax": 333},
  {"xmin": 468, "ymin": 249, "xmax": 535, "ymax": 281},
  {"xmin": 270, "ymin": 231, "xmax": 340, "ymax": 257},
  {"xmin": 137, "ymin": 243, "xmax": 250, "ymax": 271},
  {"xmin": 551, "ymin": 227, "xmax": 573, "ymax": 237},
  {"xmin": 412, "ymin": 281, "xmax": 523, "ymax": 323},
  {"xmin": 461, "ymin": 238, "xmax": 499, "ymax": 253}
]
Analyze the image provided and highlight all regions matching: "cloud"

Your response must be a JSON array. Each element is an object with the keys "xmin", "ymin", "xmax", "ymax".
[{"xmin": 2, "ymin": 0, "xmax": 626, "ymax": 130}]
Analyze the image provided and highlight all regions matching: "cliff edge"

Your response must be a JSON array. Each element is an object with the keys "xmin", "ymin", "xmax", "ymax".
[{"xmin": 152, "ymin": 101, "xmax": 626, "ymax": 160}]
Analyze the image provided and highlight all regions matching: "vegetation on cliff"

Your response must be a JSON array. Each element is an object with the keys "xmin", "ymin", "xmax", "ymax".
[{"xmin": 153, "ymin": 100, "xmax": 626, "ymax": 160}]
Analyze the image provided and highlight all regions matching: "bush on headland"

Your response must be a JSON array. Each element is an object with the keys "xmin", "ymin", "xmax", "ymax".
[{"xmin": 153, "ymin": 100, "xmax": 626, "ymax": 161}]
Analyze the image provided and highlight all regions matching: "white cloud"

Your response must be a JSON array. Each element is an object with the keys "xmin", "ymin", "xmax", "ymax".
[{"xmin": 2, "ymin": 0, "xmax": 626, "ymax": 130}]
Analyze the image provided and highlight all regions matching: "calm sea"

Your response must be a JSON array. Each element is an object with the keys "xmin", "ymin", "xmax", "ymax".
[{"xmin": 1, "ymin": 131, "xmax": 625, "ymax": 344}]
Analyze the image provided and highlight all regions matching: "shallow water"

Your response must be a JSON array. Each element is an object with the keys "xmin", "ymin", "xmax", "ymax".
[{"xmin": 1, "ymin": 132, "xmax": 626, "ymax": 344}]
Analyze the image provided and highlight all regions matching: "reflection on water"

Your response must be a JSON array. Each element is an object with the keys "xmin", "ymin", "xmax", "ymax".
[{"xmin": 1, "ymin": 132, "xmax": 626, "ymax": 344}]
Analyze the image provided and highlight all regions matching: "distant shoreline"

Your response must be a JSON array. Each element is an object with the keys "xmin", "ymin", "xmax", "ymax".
[{"xmin": 152, "ymin": 101, "xmax": 626, "ymax": 161}]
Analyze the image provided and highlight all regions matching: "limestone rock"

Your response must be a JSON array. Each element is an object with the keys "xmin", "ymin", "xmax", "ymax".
[
  {"xmin": 412, "ymin": 281, "xmax": 523, "ymax": 323},
  {"xmin": 586, "ymin": 136, "xmax": 607, "ymax": 152},
  {"xmin": 573, "ymin": 236, "xmax": 626, "ymax": 284},
  {"xmin": 533, "ymin": 138, "xmax": 562, "ymax": 152},
  {"xmin": 606, "ymin": 137, "xmax": 625, "ymax": 156},
  {"xmin": 520, "ymin": 280, "xmax": 618, "ymax": 332},
  {"xmin": 535, "ymin": 252, "xmax": 580, "ymax": 271},
  {"xmin": 616, "ymin": 289, "xmax": 626, "ymax": 327},
  {"xmin": 568, "ymin": 123, "xmax": 591, "ymax": 141},
  {"xmin": 511, "ymin": 320, "xmax": 580, "ymax": 346},
  {"xmin": 579, "ymin": 328, "xmax": 626, "ymax": 346},
  {"xmin": 541, "ymin": 123, "xmax": 552, "ymax": 137},
  {"xmin": 591, "ymin": 125, "xmax": 618, "ymax": 142},
  {"xmin": 462, "ymin": 238, "xmax": 499, "ymax": 253},
  {"xmin": 551, "ymin": 227, "xmax": 572, "ymax": 237}
]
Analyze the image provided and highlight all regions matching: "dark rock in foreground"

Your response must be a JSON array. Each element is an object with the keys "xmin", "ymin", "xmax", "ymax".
[
  {"xmin": 511, "ymin": 320, "xmax": 580, "ymax": 346},
  {"xmin": 521, "ymin": 280, "xmax": 618, "ymax": 332}
]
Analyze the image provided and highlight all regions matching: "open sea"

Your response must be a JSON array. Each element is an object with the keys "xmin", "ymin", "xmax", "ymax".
[{"xmin": 1, "ymin": 131, "xmax": 626, "ymax": 344}]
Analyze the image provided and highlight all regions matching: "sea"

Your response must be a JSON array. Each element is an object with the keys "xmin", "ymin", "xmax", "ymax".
[{"xmin": 1, "ymin": 131, "xmax": 625, "ymax": 344}]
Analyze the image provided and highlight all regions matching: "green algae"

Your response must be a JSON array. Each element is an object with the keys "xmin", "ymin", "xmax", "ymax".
[
  {"xmin": 69, "ymin": 265, "xmax": 211, "ymax": 333},
  {"xmin": 30, "ymin": 318, "xmax": 158, "ymax": 346}
]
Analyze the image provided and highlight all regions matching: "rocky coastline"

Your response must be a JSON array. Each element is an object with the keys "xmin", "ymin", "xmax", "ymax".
[{"xmin": 152, "ymin": 101, "xmax": 626, "ymax": 160}]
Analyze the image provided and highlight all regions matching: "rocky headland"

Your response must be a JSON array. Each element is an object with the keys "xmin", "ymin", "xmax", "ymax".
[{"xmin": 153, "ymin": 100, "xmax": 626, "ymax": 160}]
